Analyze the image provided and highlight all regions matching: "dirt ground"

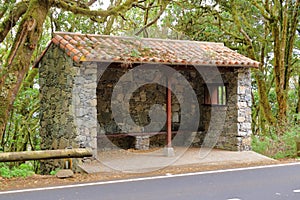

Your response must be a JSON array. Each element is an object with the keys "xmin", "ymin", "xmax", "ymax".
[{"xmin": 0, "ymin": 149, "xmax": 299, "ymax": 192}]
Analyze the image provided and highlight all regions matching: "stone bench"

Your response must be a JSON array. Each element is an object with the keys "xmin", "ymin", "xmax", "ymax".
[
  {"xmin": 98, "ymin": 132, "xmax": 169, "ymax": 150},
  {"xmin": 98, "ymin": 131, "xmax": 203, "ymax": 150}
]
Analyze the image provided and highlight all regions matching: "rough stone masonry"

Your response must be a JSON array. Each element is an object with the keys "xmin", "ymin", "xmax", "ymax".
[{"xmin": 39, "ymin": 45, "xmax": 252, "ymax": 173}]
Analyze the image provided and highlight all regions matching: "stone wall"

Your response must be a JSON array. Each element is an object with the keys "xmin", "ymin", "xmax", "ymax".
[
  {"xmin": 39, "ymin": 45, "xmax": 97, "ymax": 173},
  {"xmin": 202, "ymin": 67, "xmax": 252, "ymax": 151},
  {"xmin": 96, "ymin": 64, "xmax": 199, "ymax": 150},
  {"xmin": 190, "ymin": 67, "xmax": 236, "ymax": 150},
  {"xmin": 237, "ymin": 68, "xmax": 252, "ymax": 150},
  {"xmin": 96, "ymin": 65, "xmax": 253, "ymax": 151},
  {"xmin": 97, "ymin": 65, "xmax": 182, "ymax": 134},
  {"xmin": 72, "ymin": 62, "xmax": 98, "ymax": 152}
]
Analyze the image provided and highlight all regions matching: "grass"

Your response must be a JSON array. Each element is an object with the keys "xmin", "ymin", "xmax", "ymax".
[{"xmin": 252, "ymin": 125, "xmax": 300, "ymax": 159}]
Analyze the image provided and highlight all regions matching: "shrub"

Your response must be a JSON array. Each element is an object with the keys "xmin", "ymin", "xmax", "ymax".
[
  {"xmin": 252, "ymin": 125, "xmax": 300, "ymax": 159},
  {"xmin": 50, "ymin": 168, "xmax": 60, "ymax": 176},
  {"xmin": 0, "ymin": 163, "xmax": 35, "ymax": 178}
]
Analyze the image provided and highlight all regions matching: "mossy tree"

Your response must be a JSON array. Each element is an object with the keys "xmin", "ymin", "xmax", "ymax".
[{"xmin": 0, "ymin": 0, "xmax": 139, "ymax": 147}]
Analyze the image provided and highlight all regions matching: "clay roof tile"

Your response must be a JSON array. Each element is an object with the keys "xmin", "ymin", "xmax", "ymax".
[
  {"xmin": 52, "ymin": 38, "xmax": 59, "ymax": 45},
  {"xmin": 44, "ymin": 32, "xmax": 259, "ymax": 67},
  {"xmin": 55, "ymin": 34, "xmax": 63, "ymax": 42},
  {"xmin": 63, "ymin": 35, "xmax": 73, "ymax": 41}
]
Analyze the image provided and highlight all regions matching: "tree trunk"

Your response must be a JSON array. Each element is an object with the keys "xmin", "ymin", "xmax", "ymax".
[
  {"xmin": 0, "ymin": 148, "xmax": 93, "ymax": 162},
  {"xmin": 272, "ymin": 24, "xmax": 288, "ymax": 126},
  {"xmin": 296, "ymin": 77, "xmax": 300, "ymax": 123},
  {"xmin": 0, "ymin": 0, "xmax": 51, "ymax": 142},
  {"xmin": 254, "ymin": 70, "xmax": 276, "ymax": 126}
]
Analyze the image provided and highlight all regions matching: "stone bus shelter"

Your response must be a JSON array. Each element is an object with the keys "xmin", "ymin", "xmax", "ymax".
[{"xmin": 36, "ymin": 32, "xmax": 259, "ymax": 171}]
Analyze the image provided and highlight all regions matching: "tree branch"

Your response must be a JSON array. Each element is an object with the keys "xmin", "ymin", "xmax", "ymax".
[
  {"xmin": 53, "ymin": 0, "xmax": 138, "ymax": 18},
  {"xmin": 135, "ymin": 0, "xmax": 170, "ymax": 36},
  {"xmin": 87, "ymin": 0, "xmax": 97, "ymax": 6},
  {"xmin": 0, "ymin": 0, "xmax": 12, "ymax": 19},
  {"xmin": 251, "ymin": 0, "xmax": 272, "ymax": 21},
  {"xmin": 284, "ymin": 0, "xmax": 300, "ymax": 89},
  {"xmin": 0, "ymin": 1, "xmax": 29, "ymax": 42}
]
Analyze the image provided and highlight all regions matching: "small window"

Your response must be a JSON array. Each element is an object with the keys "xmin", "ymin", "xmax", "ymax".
[{"xmin": 204, "ymin": 84, "xmax": 227, "ymax": 105}]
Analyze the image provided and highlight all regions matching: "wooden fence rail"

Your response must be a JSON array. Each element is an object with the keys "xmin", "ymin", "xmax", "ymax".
[{"xmin": 0, "ymin": 148, "xmax": 93, "ymax": 162}]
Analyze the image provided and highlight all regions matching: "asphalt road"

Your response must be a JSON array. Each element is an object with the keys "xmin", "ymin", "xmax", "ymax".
[{"xmin": 1, "ymin": 163, "xmax": 300, "ymax": 200}]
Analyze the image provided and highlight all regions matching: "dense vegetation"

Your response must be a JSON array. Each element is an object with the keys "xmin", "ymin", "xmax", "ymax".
[{"xmin": 0, "ymin": 0, "xmax": 299, "ymax": 176}]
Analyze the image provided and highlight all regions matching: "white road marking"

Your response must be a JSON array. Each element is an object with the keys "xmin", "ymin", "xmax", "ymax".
[
  {"xmin": 293, "ymin": 189, "xmax": 300, "ymax": 193},
  {"xmin": 0, "ymin": 162, "xmax": 299, "ymax": 195},
  {"xmin": 227, "ymin": 198, "xmax": 241, "ymax": 200}
]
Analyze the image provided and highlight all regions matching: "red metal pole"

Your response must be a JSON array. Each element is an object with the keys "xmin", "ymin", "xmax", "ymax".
[{"xmin": 167, "ymin": 78, "xmax": 172, "ymax": 148}]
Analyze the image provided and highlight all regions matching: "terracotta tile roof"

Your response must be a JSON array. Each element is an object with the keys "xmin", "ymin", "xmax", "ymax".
[{"xmin": 43, "ymin": 32, "xmax": 259, "ymax": 67}]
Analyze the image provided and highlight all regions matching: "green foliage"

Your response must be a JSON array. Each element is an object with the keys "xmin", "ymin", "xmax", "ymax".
[
  {"xmin": 1, "ymin": 82, "xmax": 40, "ymax": 152},
  {"xmin": 130, "ymin": 48, "xmax": 142, "ymax": 57},
  {"xmin": 0, "ymin": 163, "xmax": 35, "ymax": 178},
  {"xmin": 50, "ymin": 168, "xmax": 60, "ymax": 176},
  {"xmin": 50, "ymin": 8, "xmax": 104, "ymax": 34},
  {"xmin": 252, "ymin": 125, "xmax": 300, "ymax": 159}
]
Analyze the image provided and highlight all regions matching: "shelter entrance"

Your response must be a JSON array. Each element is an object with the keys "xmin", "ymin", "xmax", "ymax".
[{"xmin": 96, "ymin": 63, "xmax": 216, "ymax": 151}]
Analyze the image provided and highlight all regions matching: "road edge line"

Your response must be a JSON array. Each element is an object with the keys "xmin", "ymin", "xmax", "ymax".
[{"xmin": 1, "ymin": 162, "xmax": 300, "ymax": 195}]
